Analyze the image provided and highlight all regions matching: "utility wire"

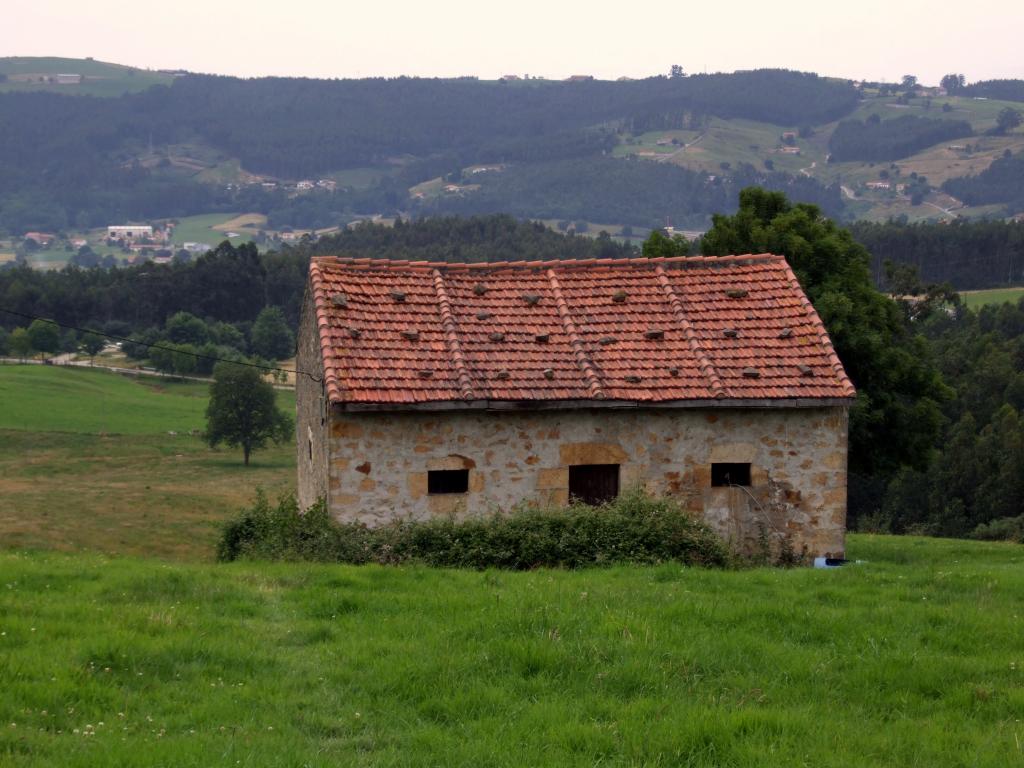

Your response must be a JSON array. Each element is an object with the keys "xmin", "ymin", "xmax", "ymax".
[{"xmin": 0, "ymin": 307, "xmax": 321, "ymax": 383}]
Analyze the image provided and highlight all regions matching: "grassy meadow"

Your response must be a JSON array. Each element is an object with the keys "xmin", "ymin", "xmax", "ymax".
[
  {"xmin": 170, "ymin": 213, "xmax": 252, "ymax": 247},
  {"xmin": 2, "ymin": 363, "xmax": 1023, "ymax": 765},
  {"xmin": 0, "ymin": 366, "xmax": 294, "ymax": 559},
  {"xmin": 961, "ymin": 286, "xmax": 1024, "ymax": 308},
  {"xmin": 1, "ymin": 535, "xmax": 1022, "ymax": 766}
]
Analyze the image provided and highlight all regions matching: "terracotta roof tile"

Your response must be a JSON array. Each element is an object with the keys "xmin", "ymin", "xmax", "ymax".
[{"xmin": 309, "ymin": 255, "xmax": 856, "ymax": 407}]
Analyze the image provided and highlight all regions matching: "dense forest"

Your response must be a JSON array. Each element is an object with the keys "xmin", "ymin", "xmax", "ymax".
[
  {"xmin": 963, "ymin": 79, "xmax": 1024, "ymax": 103},
  {"xmin": 2, "ymin": 206, "xmax": 1022, "ymax": 540},
  {"xmin": 942, "ymin": 151, "xmax": 1024, "ymax": 212},
  {"xmin": 873, "ymin": 297, "xmax": 1024, "ymax": 538},
  {"xmin": 147, "ymin": 71, "xmax": 860, "ymax": 176},
  {"xmin": 417, "ymin": 157, "xmax": 844, "ymax": 228},
  {"xmin": 0, "ymin": 70, "xmax": 857, "ymax": 233},
  {"xmin": 850, "ymin": 218, "xmax": 1024, "ymax": 289},
  {"xmin": 828, "ymin": 115, "xmax": 973, "ymax": 162}
]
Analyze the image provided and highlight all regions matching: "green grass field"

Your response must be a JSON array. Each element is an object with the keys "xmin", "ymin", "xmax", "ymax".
[
  {"xmin": 0, "ymin": 366, "xmax": 295, "ymax": 559},
  {"xmin": 170, "ymin": 213, "xmax": 251, "ymax": 247},
  {"xmin": 961, "ymin": 286, "xmax": 1024, "ymax": 308},
  {"xmin": 1, "ymin": 535, "xmax": 1021, "ymax": 766},
  {"xmin": 0, "ymin": 57, "xmax": 172, "ymax": 97}
]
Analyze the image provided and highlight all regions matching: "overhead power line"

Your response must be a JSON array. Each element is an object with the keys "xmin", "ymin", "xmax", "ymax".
[{"xmin": 0, "ymin": 307, "xmax": 321, "ymax": 383}]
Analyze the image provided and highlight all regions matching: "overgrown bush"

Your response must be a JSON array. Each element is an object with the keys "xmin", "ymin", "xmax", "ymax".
[
  {"xmin": 970, "ymin": 515, "xmax": 1024, "ymax": 543},
  {"xmin": 217, "ymin": 490, "xmax": 730, "ymax": 569}
]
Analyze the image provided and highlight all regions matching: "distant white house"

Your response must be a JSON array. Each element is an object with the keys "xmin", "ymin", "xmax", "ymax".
[
  {"xmin": 865, "ymin": 181, "xmax": 891, "ymax": 190},
  {"xmin": 182, "ymin": 242, "xmax": 212, "ymax": 254},
  {"xmin": 296, "ymin": 180, "xmax": 315, "ymax": 191},
  {"xmin": 108, "ymin": 225, "xmax": 153, "ymax": 240},
  {"xmin": 55, "ymin": 74, "xmax": 82, "ymax": 84}
]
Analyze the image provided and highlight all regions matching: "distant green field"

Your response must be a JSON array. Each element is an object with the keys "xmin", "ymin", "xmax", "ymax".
[
  {"xmin": 961, "ymin": 286, "xmax": 1024, "ymax": 308},
  {"xmin": 170, "ymin": 213, "xmax": 251, "ymax": 247},
  {"xmin": 0, "ymin": 366, "xmax": 295, "ymax": 558},
  {"xmin": 0, "ymin": 534, "xmax": 1021, "ymax": 766},
  {"xmin": 0, "ymin": 366, "xmax": 211, "ymax": 434},
  {"xmin": 0, "ymin": 57, "xmax": 172, "ymax": 97}
]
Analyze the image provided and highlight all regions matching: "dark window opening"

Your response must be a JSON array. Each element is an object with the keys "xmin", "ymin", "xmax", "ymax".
[
  {"xmin": 569, "ymin": 464, "xmax": 620, "ymax": 506},
  {"xmin": 428, "ymin": 469, "xmax": 469, "ymax": 495},
  {"xmin": 308, "ymin": 437, "xmax": 313, "ymax": 462},
  {"xmin": 711, "ymin": 462, "xmax": 751, "ymax": 487}
]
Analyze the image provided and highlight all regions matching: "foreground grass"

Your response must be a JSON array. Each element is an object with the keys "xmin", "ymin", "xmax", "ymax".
[
  {"xmin": 1, "ymin": 535, "xmax": 1021, "ymax": 766},
  {"xmin": 0, "ymin": 366, "xmax": 295, "ymax": 559}
]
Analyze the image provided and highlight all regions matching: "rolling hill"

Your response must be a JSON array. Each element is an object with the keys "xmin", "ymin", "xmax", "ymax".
[
  {"xmin": 1, "ymin": 57, "xmax": 1022, "ymax": 239},
  {"xmin": 0, "ymin": 56, "xmax": 174, "ymax": 97}
]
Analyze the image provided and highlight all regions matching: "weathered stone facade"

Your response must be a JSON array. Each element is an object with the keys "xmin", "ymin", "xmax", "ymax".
[{"xmin": 299, "ymin": 403, "xmax": 848, "ymax": 558}]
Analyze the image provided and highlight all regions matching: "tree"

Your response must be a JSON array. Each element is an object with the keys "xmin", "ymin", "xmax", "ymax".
[
  {"xmin": 940, "ymin": 73, "xmax": 966, "ymax": 94},
  {"xmin": 669, "ymin": 64, "xmax": 685, "ymax": 79},
  {"xmin": 27, "ymin": 319, "xmax": 60, "ymax": 356},
  {"xmin": 642, "ymin": 229, "xmax": 689, "ymax": 258},
  {"xmin": 8, "ymin": 327, "xmax": 31, "ymax": 359},
  {"xmin": 901, "ymin": 74, "xmax": 918, "ymax": 90},
  {"xmin": 995, "ymin": 107, "xmax": 1022, "ymax": 135},
  {"xmin": 700, "ymin": 187, "xmax": 948, "ymax": 482},
  {"xmin": 205, "ymin": 362, "xmax": 293, "ymax": 466},
  {"xmin": 80, "ymin": 331, "xmax": 106, "ymax": 359},
  {"xmin": 165, "ymin": 311, "xmax": 209, "ymax": 345},
  {"xmin": 250, "ymin": 306, "xmax": 295, "ymax": 361}
]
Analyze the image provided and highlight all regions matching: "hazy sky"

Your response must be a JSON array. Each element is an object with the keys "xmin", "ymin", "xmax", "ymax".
[{"xmin": 9, "ymin": 0, "xmax": 1024, "ymax": 84}]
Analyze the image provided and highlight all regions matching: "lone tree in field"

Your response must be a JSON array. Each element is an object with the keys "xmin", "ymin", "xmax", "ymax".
[{"xmin": 205, "ymin": 362, "xmax": 293, "ymax": 466}]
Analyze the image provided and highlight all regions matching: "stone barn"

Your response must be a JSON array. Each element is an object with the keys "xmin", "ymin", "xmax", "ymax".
[{"xmin": 296, "ymin": 254, "xmax": 855, "ymax": 557}]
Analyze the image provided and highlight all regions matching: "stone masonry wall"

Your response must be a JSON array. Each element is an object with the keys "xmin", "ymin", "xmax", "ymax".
[
  {"xmin": 323, "ymin": 406, "xmax": 849, "ymax": 558},
  {"xmin": 296, "ymin": 291, "xmax": 328, "ymax": 511}
]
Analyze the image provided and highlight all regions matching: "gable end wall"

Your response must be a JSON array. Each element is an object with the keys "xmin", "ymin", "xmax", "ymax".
[{"xmin": 296, "ymin": 288, "xmax": 328, "ymax": 510}]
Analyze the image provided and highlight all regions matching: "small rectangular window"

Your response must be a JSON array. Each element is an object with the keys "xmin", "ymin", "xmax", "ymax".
[
  {"xmin": 711, "ymin": 463, "xmax": 751, "ymax": 487},
  {"xmin": 428, "ymin": 469, "xmax": 469, "ymax": 495},
  {"xmin": 569, "ymin": 464, "xmax": 620, "ymax": 506}
]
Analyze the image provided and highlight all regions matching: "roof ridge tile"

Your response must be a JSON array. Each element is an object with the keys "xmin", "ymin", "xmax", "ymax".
[
  {"xmin": 430, "ymin": 269, "xmax": 476, "ymax": 401},
  {"xmin": 546, "ymin": 268, "xmax": 605, "ymax": 400},
  {"xmin": 655, "ymin": 265, "xmax": 727, "ymax": 399}
]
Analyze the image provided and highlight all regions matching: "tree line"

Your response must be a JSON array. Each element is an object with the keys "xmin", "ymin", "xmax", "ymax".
[
  {"xmin": 417, "ymin": 157, "xmax": 844, "ymax": 228},
  {"xmin": 849, "ymin": 218, "xmax": 1024, "ymax": 289},
  {"xmin": 828, "ymin": 115, "xmax": 973, "ymax": 162}
]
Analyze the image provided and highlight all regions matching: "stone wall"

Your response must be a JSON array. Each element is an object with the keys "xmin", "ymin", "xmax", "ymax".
[
  {"xmin": 321, "ymin": 405, "xmax": 849, "ymax": 558},
  {"xmin": 296, "ymin": 290, "xmax": 328, "ymax": 510}
]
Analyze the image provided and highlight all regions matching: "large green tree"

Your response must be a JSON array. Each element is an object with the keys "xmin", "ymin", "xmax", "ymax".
[
  {"xmin": 8, "ymin": 327, "xmax": 32, "ymax": 359},
  {"xmin": 26, "ymin": 319, "xmax": 60, "ymax": 356},
  {"xmin": 701, "ymin": 187, "xmax": 948, "ymax": 479},
  {"xmin": 250, "ymin": 306, "xmax": 295, "ymax": 361},
  {"xmin": 205, "ymin": 362, "xmax": 293, "ymax": 466}
]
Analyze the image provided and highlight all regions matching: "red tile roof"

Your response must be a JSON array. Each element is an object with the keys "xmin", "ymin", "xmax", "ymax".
[{"xmin": 309, "ymin": 255, "xmax": 855, "ymax": 408}]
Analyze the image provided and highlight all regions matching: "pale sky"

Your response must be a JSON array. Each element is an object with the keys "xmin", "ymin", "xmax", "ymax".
[{"xmin": 8, "ymin": 0, "xmax": 1024, "ymax": 85}]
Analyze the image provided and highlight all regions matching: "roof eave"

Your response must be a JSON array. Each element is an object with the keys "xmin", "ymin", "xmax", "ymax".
[{"xmin": 331, "ymin": 396, "xmax": 856, "ymax": 413}]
